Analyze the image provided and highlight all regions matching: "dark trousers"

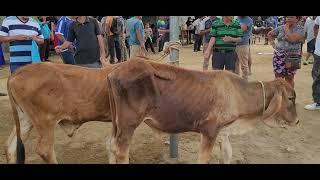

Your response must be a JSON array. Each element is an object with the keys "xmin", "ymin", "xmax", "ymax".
[
  {"xmin": 312, "ymin": 54, "xmax": 320, "ymax": 103},
  {"xmin": 60, "ymin": 49, "xmax": 75, "ymax": 65},
  {"xmin": 145, "ymin": 37, "xmax": 155, "ymax": 53},
  {"xmin": 125, "ymin": 37, "xmax": 130, "ymax": 58},
  {"xmin": 39, "ymin": 39, "xmax": 50, "ymax": 61},
  {"xmin": 212, "ymin": 50, "xmax": 237, "ymax": 72},
  {"xmin": 158, "ymin": 37, "xmax": 165, "ymax": 52},
  {"xmin": 194, "ymin": 34, "xmax": 202, "ymax": 51},
  {"xmin": 108, "ymin": 35, "xmax": 122, "ymax": 64}
]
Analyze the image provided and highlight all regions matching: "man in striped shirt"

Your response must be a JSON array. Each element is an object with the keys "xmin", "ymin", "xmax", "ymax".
[
  {"xmin": 204, "ymin": 16, "xmax": 243, "ymax": 73},
  {"xmin": 55, "ymin": 16, "xmax": 75, "ymax": 65},
  {"xmin": 0, "ymin": 16, "xmax": 44, "ymax": 73}
]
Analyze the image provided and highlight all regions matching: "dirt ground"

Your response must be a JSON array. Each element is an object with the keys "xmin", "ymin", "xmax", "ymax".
[{"xmin": 0, "ymin": 41, "xmax": 320, "ymax": 164}]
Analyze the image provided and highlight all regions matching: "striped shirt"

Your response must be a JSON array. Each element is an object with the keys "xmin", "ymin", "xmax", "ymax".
[
  {"xmin": 55, "ymin": 16, "xmax": 74, "ymax": 45},
  {"xmin": 209, "ymin": 18, "xmax": 243, "ymax": 50},
  {"xmin": 0, "ymin": 16, "xmax": 44, "ymax": 63}
]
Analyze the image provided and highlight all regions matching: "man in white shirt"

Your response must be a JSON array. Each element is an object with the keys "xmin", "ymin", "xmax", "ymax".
[
  {"xmin": 305, "ymin": 16, "xmax": 320, "ymax": 110},
  {"xmin": 192, "ymin": 16, "xmax": 206, "ymax": 52},
  {"xmin": 303, "ymin": 16, "xmax": 317, "ymax": 65}
]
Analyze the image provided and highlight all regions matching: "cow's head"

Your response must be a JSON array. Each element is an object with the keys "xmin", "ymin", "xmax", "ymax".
[{"xmin": 262, "ymin": 79, "xmax": 299, "ymax": 127}]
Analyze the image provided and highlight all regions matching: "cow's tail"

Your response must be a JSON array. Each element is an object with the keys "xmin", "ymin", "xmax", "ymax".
[{"xmin": 7, "ymin": 79, "xmax": 25, "ymax": 164}]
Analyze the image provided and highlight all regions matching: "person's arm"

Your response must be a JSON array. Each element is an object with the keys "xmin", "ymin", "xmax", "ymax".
[
  {"xmin": 0, "ymin": 35, "xmax": 29, "ymax": 42},
  {"xmin": 223, "ymin": 23, "xmax": 243, "ymax": 43},
  {"xmin": 93, "ymin": 18, "xmax": 107, "ymax": 66},
  {"xmin": 31, "ymin": 24, "xmax": 44, "ymax": 45},
  {"xmin": 225, "ymin": 37, "xmax": 241, "ymax": 43},
  {"xmin": 97, "ymin": 35, "xmax": 107, "ymax": 66},
  {"xmin": 315, "ymin": 24, "xmax": 319, "ymax": 38},
  {"xmin": 55, "ymin": 23, "xmax": 75, "ymax": 53},
  {"xmin": 204, "ymin": 25, "xmax": 217, "ymax": 59},
  {"xmin": 135, "ymin": 22, "xmax": 145, "ymax": 48},
  {"xmin": 284, "ymin": 24, "xmax": 305, "ymax": 43},
  {"xmin": 200, "ymin": 28, "xmax": 210, "ymax": 36},
  {"xmin": 56, "ymin": 41, "xmax": 72, "ymax": 53},
  {"xmin": 0, "ymin": 19, "xmax": 30, "ymax": 42},
  {"xmin": 55, "ymin": 19, "xmax": 67, "ymax": 43},
  {"xmin": 30, "ymin": 35, "xmax": 44, "ymax": 45},
  {"xmin": 314, "ymin": 17, "xmax": 319, "ymax": 38}
]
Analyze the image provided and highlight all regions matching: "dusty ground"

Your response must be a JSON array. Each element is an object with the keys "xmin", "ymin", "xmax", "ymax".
[{"xmin": 0, "ymin": 41, "xmax": 320, "ymax": 164}]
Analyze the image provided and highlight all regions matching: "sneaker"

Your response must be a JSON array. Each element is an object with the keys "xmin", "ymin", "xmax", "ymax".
[
  {"xmin": 304, "ymin": 103, "xmax": 320, "ymax": 111},
  {"xmin": 308, "ymin": 61, "xmax": 314, "ymax": 64},
  {"xmin": 303, "ymin": 61, "xmax": 308, "ymax": 65}
]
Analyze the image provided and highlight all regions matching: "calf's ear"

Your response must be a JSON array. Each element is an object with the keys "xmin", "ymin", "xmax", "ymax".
[{"xmin": 262, "ymin": 89, "xmax": 282, "ymax": 121}]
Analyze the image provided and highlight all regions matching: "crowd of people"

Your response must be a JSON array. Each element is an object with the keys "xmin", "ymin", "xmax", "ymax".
[{"xmin": 0, "ymin": 16, "xmax": 319, "ymax": 110}]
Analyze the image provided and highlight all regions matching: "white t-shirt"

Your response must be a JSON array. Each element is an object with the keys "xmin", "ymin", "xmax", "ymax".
[
  {"xmin": 200, "ymin": 16, "xmax": 210, "ymax": 31},
  {"xmin": 304, "ymin": 17, "xmax": 315, "ymax": 43},
  {"xmin": 192, "ymin": 18, "xmax": 201, "ymax": 34},
  {"xmin": 314, "ymin": 16, "xmax": 320, "ymax": 56}
]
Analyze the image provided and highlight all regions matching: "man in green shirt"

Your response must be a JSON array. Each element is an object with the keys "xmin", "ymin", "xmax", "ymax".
[{"xmin": 204, "ymin": 16, "xmax": 243, "ymax": 73}]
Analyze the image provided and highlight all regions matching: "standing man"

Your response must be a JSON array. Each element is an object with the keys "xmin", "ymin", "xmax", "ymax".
[
  {"xmin": 235, "ymin": 16, "xmax": 253, "ymax": 81},
  {"xmin": 55, "ymin": 16, "xmax": 107, "ymax": 68},
  {"xmin": 204, "ymin": 16, "xmax": 242, "ymax": 73},
  {"xmin": 303, "ymin": 16, "xmax": 317, "ymax": 65},
  {"xmin": 105, "ymin": 16, "xmax": 122, "ymax": 64},
  {"xmin": 192, "ymin": 16, "xmax": 206, "ymax": 52},
  {"xmin": 126, "ymin": 16, "xmax": 146, "ymax": 58},
  {"xmin": 55, "ymin": 16, "xmax": 75, "ymax": 65},
  {"xmin": 0, "ymin": 16, "xmax": 44, "ymax": 73},
  {"xmin": 200, "ymin": 16, "xmax": 217, "ymax": 71},
  {"xmin": 157, "ymin": 16, "xmax": 170, "ymax": 52},
  {"xmin": 305, "ymin": 16, "xmax": 320, "ymax": 110}
]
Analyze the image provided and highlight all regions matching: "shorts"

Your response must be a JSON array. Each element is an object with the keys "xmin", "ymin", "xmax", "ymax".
[{"xmin": 307, "ymin": 39, "xmax": 316, "ymax": 53}]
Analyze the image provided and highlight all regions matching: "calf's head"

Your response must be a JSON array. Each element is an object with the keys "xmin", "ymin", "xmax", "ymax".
[{"xmin": 262, "ymin": 79, "xmax": 299, "ymax": 127}]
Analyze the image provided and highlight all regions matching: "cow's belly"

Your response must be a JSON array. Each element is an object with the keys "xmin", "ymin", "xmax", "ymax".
[
  {"xmin": 145, "ymin": 103, "xmax": 208, "ymax": 133},
  {"xmin": 219, "ymin": 118, "xmax": 259, "ymax": 137}
]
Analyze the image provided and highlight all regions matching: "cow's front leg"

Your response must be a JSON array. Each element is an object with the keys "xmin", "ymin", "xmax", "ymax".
[
  {"xmin": 218, "ymin": 133, "xmax": 232, "ymax": 164},
  {"xmin": 198, "ymin": 134, "xmax": 216, "ymax": 164}
]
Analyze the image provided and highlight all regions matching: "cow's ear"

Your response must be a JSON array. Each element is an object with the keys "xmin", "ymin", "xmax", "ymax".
[{"xmin": 262, "ymin": 88, "xmax": 282, "ymax": 121}]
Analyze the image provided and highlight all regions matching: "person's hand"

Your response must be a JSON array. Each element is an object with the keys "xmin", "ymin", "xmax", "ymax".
[
  {"xmin": 14, "ymin": 35, "xmax": 29, "ymax": 41},
  {"xmin": 204, "ymin": 50, "xmax": 210, "ymax": 59},
  {"xmin": 28, "ymin": 35, "xmax": 38, "ymax": 41},
  {"xmin": 223, "ymin": 36, "xmax": 233, "ymax": 43},
  {"xmin": 55, "ymin": 46, "xmax": 63, "ymax": 54},
  {"xmin": 100, "ymin": 57, "xmax": 108, "ymax": 67},
  {"xmin": 270, "ymin": 41, "xmax": 275, "ymax": 49},
  {"xmin": 140, "ymin": 45, "xmax": 146, "ymax": 56}
]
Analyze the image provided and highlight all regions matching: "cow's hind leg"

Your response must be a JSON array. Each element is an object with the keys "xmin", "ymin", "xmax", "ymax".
[
  {"xmin": 5, "ymin": 110, "xmax": 33, "ymax": 163},
  {"xmin": 218, "ymin": 133, "xmax": 232, "ymax": 164},
  {"xmin": 109, "ymin": 127, "xmax": 135, "ymax": 164},
  {"xmin": 35, "ymin": 124, "xmax": 58, "ymax": 164}
]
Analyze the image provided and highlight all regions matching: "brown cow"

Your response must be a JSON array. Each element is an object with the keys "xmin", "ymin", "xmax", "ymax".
[
  {"xmin": 107, "ymin": 59, "xmax": 299, "ymax": 164},
  {"xmin": 6, "ymin": 62, "xmax": 116, "ymax": 164}
]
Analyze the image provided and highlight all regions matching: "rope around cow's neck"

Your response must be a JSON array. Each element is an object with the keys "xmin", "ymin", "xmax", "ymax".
[
  {"xmin": 258, "ymin": 81, "xmax": 266, "ymax": 115},
  {"xmin": 155, "ymin": 41, "xmax": 181, "ymax": 62}
]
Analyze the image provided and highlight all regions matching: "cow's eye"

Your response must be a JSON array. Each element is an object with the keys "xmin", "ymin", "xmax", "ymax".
[{"xmin": 288, "ymin": 96, "xmax": 294, "ymax": 101}]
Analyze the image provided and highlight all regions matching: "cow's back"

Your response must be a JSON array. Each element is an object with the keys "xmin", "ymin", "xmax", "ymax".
[{"xmin": 8, "ymin": 63, "xmax": 113, "ymax": 123}]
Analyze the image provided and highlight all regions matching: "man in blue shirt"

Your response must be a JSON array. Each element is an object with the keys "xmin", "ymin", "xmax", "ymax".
[
  {"xmin": 126, "ymin": 16, "xmax": 146, "ymax": 58},
  {"xmin": 235, "ymin": 16, "xmax": 253, "ymax": 81},
  {"xmin": 0, "ymin": 16, "xmax": 44, "ymax": 73},
  {"xmin": 55, "ymin": 16, "xmax": 75, "ymax": 64}
]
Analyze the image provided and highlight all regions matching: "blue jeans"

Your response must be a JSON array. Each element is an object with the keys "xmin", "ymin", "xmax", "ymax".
[
  {"xmin": 10, "ymin": 62, "xmax": 32, "ymax": 74},
  {"xmin": 60, "ymin": 50, "xmax": 75, "ymax": 65}
]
